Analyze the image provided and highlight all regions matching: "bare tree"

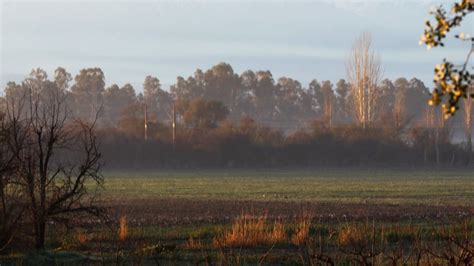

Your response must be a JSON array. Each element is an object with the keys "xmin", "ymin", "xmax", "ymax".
[
  {"xmin": 346, "ymin": 32, "xmax": 383, "ymax": 128},
  {"xmin": 4, "ymin": 70, "xmax": 103, "ymax": 249},
  {"xmin": 0, "ymin": 102, "xmax": 28, "ymax": 251}
]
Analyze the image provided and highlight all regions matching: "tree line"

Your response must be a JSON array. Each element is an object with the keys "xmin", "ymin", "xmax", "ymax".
[
  {"xmin": 1, "ymin": 62, "xmax": 440, "ymax": 132},
  {"xmin": 2, "ymin": 60, "xmax": 472, "ymax": 169}
]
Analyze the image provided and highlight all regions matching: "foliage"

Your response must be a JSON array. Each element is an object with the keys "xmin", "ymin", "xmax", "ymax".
[
  {"xmin": 420, "ymin": 0, "xmax": 474, "ymax": 118},
  {"xmin": 177, "ymin": 98, "xmax": 229, "ymax": 129}
]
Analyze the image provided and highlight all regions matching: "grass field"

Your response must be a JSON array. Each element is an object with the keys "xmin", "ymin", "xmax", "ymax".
[
  {"xmin": 100, "ymin": 169, "xmax": 474, "ymax": 206},
  {"xmin": 3, "ymin": 169, "xmax": 473, "ymax": 265}
]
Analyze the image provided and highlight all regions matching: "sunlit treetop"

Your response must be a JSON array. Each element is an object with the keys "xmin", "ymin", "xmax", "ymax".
[{"xmin": 420, "ymin": 0, "xmax": 473, "ymax": 118}]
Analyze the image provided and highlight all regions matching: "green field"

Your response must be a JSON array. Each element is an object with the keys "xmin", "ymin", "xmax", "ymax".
[{"xmin": 101, "ymin": 169, "xmax": 474, "ymax": 206}]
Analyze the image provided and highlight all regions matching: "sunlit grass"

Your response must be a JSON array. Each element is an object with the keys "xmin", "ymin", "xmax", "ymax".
[{"xmin": 214, "ymin": 212, "xmax": 286, "ymax": 247}]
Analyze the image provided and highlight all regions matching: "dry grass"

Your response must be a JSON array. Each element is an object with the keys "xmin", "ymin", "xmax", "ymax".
[
  {"xmin": 338, "ymin": 225, "xmax": 367, "ymax": 247},
  {"xmin": 118, "ymin": 215, "xmax": 128, "ymax": 242},
  {"xmin": 292, "ymin": 212, "xmax": 313, "ymax": 246},
  {"xmin": 337, "ymin": 221, "xmax": 387, "ymax": 265},
  {"xmin": 214, "ymin": 212, "xmax": 286, "ymax": 247},
  {"xmin": 34, "ymin": 210, "xmax": 472, "ymax": 265},
  {"xmin": 269, "ymin": 219, "xmax": 286, "ymax": 243},
  {"xmin": 182, "ymin": 236, "xmax": 205, "ymax": 250}
]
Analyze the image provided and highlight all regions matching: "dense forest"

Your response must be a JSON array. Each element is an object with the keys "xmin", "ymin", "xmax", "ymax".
[{"xmin": 2, "ymin": 62, "xmax": 472, "ymax": 168}]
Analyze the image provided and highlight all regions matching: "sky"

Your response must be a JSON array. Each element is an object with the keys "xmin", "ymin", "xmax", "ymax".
[{"xmin": 1, "ymin": 0, "xmax": 472, "ymax": 92}]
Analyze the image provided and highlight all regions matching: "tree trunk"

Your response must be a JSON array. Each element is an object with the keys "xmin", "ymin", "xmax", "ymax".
[{"xmin": 35, "ymin": 215, "xmax": 46, "ymax": 249}]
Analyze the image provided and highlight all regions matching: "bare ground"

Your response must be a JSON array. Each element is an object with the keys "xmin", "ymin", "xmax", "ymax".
[{"xmin": 99, "ymin": 198, "xmax": 473, "ymax": 226}]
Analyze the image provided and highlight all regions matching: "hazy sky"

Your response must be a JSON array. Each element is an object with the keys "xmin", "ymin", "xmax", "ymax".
[{"xmin": 1, "ymin": 0, "xmax": 472, "ymax": 92}]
